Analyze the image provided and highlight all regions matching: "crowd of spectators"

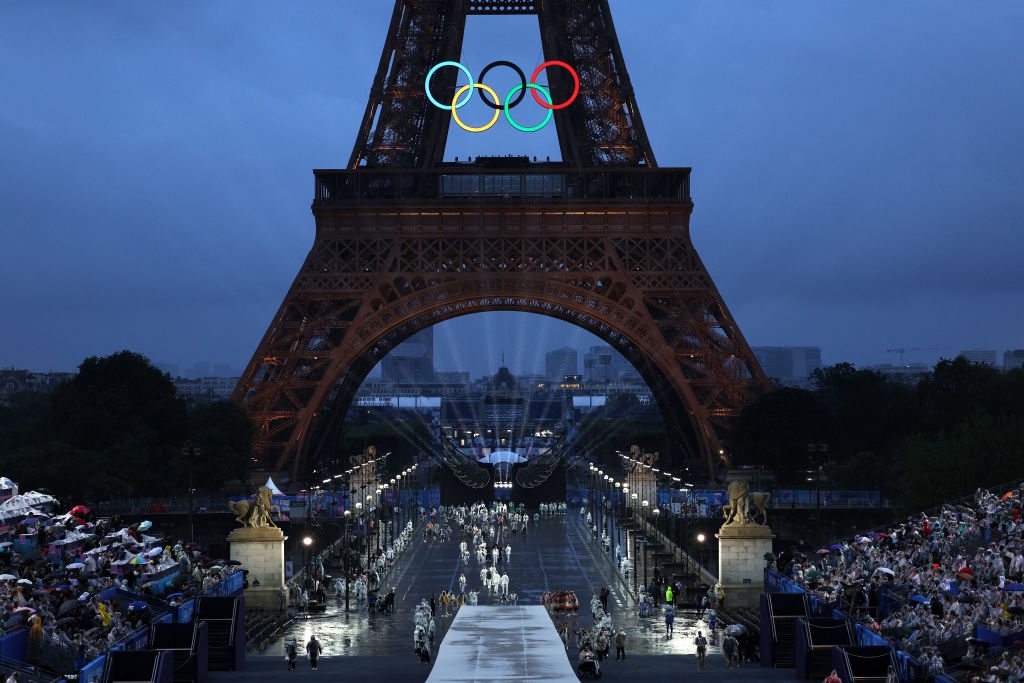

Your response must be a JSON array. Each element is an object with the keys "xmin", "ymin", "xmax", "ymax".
[
  {"xmin": 1, "ymin": 495, "xmax": 237, "ymax": 671},
  {"xmin": 779, "ymin": 485, "xmax": 1024, "ymax": 681}
]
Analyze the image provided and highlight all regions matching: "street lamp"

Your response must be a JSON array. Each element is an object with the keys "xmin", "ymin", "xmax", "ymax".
[
  {"xmin": 302, "ymin": 535, "xmax": 314, "ymax": 589},
  {"xmin": 343, "ymin": 510, "xmax": 352, "ymax": 610}
]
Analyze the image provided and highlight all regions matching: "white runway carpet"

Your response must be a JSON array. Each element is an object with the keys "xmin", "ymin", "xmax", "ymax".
[{"xmin": 426, "ymin": 605, "xmax": 578, "ymax": 683}]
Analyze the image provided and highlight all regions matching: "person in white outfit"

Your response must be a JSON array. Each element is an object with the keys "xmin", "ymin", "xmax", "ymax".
[
  {"xmin": 504, "ymin": 544, "xmax": 511, "ymax": 564},
  {"xmin": 479, "ymin": 566, "xmax": 488, "ymax": 587},
  {"xmin": 492, "ymin": 546, "xmax": 500, "ymax": 565},
  {"xmin": 500, "ymin": 572, "xmax": 510, "ymax": 596},
  {"xmin": 459, "ymin": 573, "xmax": 467, "ymax": 593}
]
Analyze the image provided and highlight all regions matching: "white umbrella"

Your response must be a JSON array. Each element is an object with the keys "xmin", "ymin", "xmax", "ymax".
[
  {"xmin": 17, "ymin": 579, "xmax": 33, "ymax": 585},
  {"xmin": 66, "ymin": 562, "xmax": 86, "ymax": 570},
  {"xmin": 874, "ymin": 567, "xmax": 896, "ymax": 576},
  {"xmin": 146, "ymin": 547, "xmax": 162, "ymax": 557},
  {"xmin": 0, "ymin": 574, "xmax": 17, "ymax": 581}
]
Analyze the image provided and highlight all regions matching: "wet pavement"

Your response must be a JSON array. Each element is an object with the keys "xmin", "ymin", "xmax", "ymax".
[{"xmin": 234, "ymin": 511, "xmax": 795, "ymax": 681}]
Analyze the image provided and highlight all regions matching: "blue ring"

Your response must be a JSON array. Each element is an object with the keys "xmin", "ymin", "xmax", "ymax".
[{"xmin": 425, "ymin": 61, "xmax": 474, "ymax": 110}]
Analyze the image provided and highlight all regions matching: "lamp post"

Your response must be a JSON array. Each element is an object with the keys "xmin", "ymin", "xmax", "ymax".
[
  {"xmin": 342, "ymin": 510, "xmax": 352, "ymax": 610},
  {"xmin": 641, "ymin": 499, "xmax": 649, "ymax": 590},
  {"xmin": 180, "ymin": 443, "xmax": 200, "ymax": 544},
  {"xmin": 696, "ymin": 532, "xmax": 708, "ymax": 576},
  {"xmin": 808, "ymin": 442, "xmax": 828, "ymax": 544},
  {"xmin": 302, "ymin": 534, "xmax": 314, "ymax": 590}
]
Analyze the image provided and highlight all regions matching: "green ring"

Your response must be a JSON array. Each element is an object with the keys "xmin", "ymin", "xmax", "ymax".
[{"xmin": 504, "ymin": 83, "xmax": 553, "ymax": 132}]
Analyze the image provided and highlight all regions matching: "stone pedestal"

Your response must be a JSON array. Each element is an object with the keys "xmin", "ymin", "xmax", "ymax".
[
  {"xmin": 228, "ymin": 526, "xmax": 287, "ymax": 611},
  {"xmin": 716, "ymin": 523, "xmax": 775, "ymax": 610}
]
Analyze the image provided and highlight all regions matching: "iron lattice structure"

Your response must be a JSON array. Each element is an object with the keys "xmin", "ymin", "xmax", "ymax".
[{"xmin": 233, "ymin": 0, "xmax": 768, "ymax": 482}]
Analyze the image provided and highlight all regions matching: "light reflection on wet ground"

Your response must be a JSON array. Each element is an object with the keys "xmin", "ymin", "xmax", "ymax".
[{"xmin": 260, "ymin": 512, "xmax": 726, "ymax": 660}]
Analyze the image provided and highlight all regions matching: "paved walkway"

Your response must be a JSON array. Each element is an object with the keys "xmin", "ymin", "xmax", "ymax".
[{"xmin": 223, "ymin": 511, "xmax": 797, "ymax": 682}]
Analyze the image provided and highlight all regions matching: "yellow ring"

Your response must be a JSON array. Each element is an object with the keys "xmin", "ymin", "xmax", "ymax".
[{"xmin": 451, "ymin": 83, "xmax": 501, "ymax": 132}]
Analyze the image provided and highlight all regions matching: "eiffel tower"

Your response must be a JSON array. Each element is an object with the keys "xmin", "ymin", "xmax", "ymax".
[{"xmin": 233, "ymin": 0, "xmax": 768, "ymax": 481}]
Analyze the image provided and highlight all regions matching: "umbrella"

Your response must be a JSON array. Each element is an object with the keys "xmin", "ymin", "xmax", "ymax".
[
  {"xmin": 724, "ymin": 624, "xmax": 747, "ymax": 636},
  {"xmin": 226, "ymin": 560, "xmax": 242, "ymax": 566},
  {"xmin": 816, "ymin": 549, "xmax": 830, "ymax": 555},
  {"xmin": 0, "ymin": 574, "xmax": 17, "ymax": 581},
  {"xmin": 138, "ymin": 520, "xmax": 152, "ymax": 531},
  {"xmin": 66, "ymin": 562, "xmax": 86, "ymax": 570},
  {"xmin": 69, "ymin": 505, "xmax": 90, "ymax": 515},
  {"xmin": 166, "ymin": 592, "xmax": 184, "ymax": 599},
  {"xmin": 128, "ymin": 556, "xmax": 151, "ymax": 565},
  {"xmin": 875, "ymin": 532, "xmax": 889, "ymax": 538},
  {"xmin": 57, "ymin": 599, "xmax": 78, "ymax": 616},
  {"xmin": 829, "ymin": 544, "xmax": 844, "ymax": 551},
  {"xmin": 13, "ymin": 607, "xmax": 36, "ymax": 614},
  {"xmin": 128, "ymin": 601, "xmax": 148, "ymax": 611},
  {"xmin": 17, "ymin": 579, "xmax": 33, "ymax": 585},
  {"xmin": 1002, "ymin": 492, "xmax": 1014, "ymax": 502},
  {"xmin": 1002, "ymin": 583, "xmax": 1024, "ymax": 592},
  {"xmin": 910, "ymin": 595, "xmax": 929, "ymax": 604},
  {"xmin": 857, "ymin": 536, "xmax": 871, "ymax": 543},
  {"xmin": 22, "ymin": 517, "xmax": 40, "ymax": 525},
  {"xmin": 146, "ymin": 547, "xmax": 162, "ymax": 557},
  {"xmin": 875, "ymin": 567, "xmax": 896, "ymax": 576}
]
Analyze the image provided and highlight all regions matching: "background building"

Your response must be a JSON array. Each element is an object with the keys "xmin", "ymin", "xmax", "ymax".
[
  {"xmin": 1004, "ymin": 350, "xmax": 1024, "ymax": 371},
  {"xmin": 959, "ymin": 349, "xmax": 997, "ymax": 367},
  {"xmin": 382, "ymin": 328, "xmax": 434, "ymax": 384},
  {"xmin": 545, "ymin": 347, "xmax": 578, "ymax": 381},
  {"xmin": 582, "ymin": 345, "xmax": 632, "ymax": 383},
  {"xmin": 751, "ymin": 346, "xmax": 823, "ymax": 389}
]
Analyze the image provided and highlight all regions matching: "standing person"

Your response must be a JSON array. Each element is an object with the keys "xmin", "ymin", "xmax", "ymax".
[
  {"xmin": 824, "ymin": 670, "xmax": 842, "ymax": 683},
  {"xmin": 285, "ymin": 639, "xmax": 298, "ymax": 671},
  {"xmin": 279, "ymin": 585, "xmax": 288, "ymax": 612},
  {"xmin": 665, "ymin": 584, "xmax": 674, "ymax": 608},
  {"xmin": 722, "ymin": 633, "xmax": 739, "ymax": 668},
  {"xmin": 884, "ymin": 665, "xmax": 899, "ymax": 683},
  {"xmin": 306, "ymin": 635, "xmax": 322, "ymax": 671},
  {"xmin": 615, "ymin": 627, "xmax": 626, "ymax": 662},
  {"xmin": 695, "ymin": 631, "xmax": 708, "ymax": 670},
  {"xmin": 429, "ymin": 592, "xmax": 436, "ymax": 617},
  {"xmin": 664, "ymin": 605, "xmax": 675, "ymax": 637}
]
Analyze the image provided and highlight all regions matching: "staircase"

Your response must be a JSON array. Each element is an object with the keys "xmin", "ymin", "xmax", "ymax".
[
  {"xmin": 196, "ymin": 597, "xmax": 243, "ymax": 671},
  {"xmin": 762, "ymin": 593, "xmax": 810, "ymax": 668}
]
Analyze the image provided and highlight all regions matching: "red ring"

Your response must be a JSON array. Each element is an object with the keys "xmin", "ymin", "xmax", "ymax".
[{"xmin": 529, "ymin": 61, "xmax": 579, "ymax": 110}]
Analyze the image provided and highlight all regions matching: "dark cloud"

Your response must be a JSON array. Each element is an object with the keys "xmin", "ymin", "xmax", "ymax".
[{"xmin": 1, "ymin": 1, "xmax": 1021, "ymax": 375}]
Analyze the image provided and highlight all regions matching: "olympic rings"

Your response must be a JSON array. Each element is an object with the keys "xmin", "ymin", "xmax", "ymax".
[
  {"xmin": 477, "ymin": 61, "xmax": 526, "ymax": 110},
  {"xmin": 451, "ymin": 83, "xmax": 501, "ymax": 132},
  {"xmin": 426, "ymin": 61, "xmax": 475, "ymax": 109},
  {"xmin": 504, "ymin": 84, "xmax": 552, "ymax": 133},
  {"xmin": 424, "ymin": 60, "xmax": 579, "ymax": 132},
  {"xmin": 530, "ymin": 61, "xmax": 579, "ymax": 110}
]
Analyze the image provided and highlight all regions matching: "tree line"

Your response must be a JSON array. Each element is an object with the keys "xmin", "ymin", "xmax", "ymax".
[
  {"xmin": 732, "ymin": 358, "xmax": 1024, "ymax": 512},
  {"xmin": 0, "ymin": 351, "xmax": 254, "ymax": 503}
]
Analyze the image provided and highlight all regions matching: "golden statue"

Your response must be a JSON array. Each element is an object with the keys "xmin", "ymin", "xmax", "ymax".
[{"xmin": 228, "ymin": 486, "xmax": 280, "ymax": 528}]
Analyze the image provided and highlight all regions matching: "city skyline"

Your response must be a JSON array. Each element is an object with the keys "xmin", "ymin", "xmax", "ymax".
[{"xmin": 1, "ymin": 3, "xmax": 1022, "ymax": 379}]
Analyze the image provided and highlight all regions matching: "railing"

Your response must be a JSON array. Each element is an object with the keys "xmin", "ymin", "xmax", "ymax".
[
  {"xmin": 313, "ymin": 167, "xmax": 691, "ymax": 205},
  {"xmin": 93, "ymin": 497, "xmax": 228, "ymax": 515}
]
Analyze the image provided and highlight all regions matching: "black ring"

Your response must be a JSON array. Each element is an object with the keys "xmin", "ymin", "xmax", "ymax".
[{"xmin": 477, "ymin": 60, "xmax": 526, "ymax": 110}]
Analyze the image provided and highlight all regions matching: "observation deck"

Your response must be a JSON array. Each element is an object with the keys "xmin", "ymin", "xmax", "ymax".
[{"xmin": 313, "ymin": 166, "xmax": 691, "ymax": 208}]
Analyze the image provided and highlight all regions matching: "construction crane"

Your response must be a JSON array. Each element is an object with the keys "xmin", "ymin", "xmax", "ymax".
[{"xmin": 886, "ymin": 347, "xmax": 939, "ymax": 366}]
